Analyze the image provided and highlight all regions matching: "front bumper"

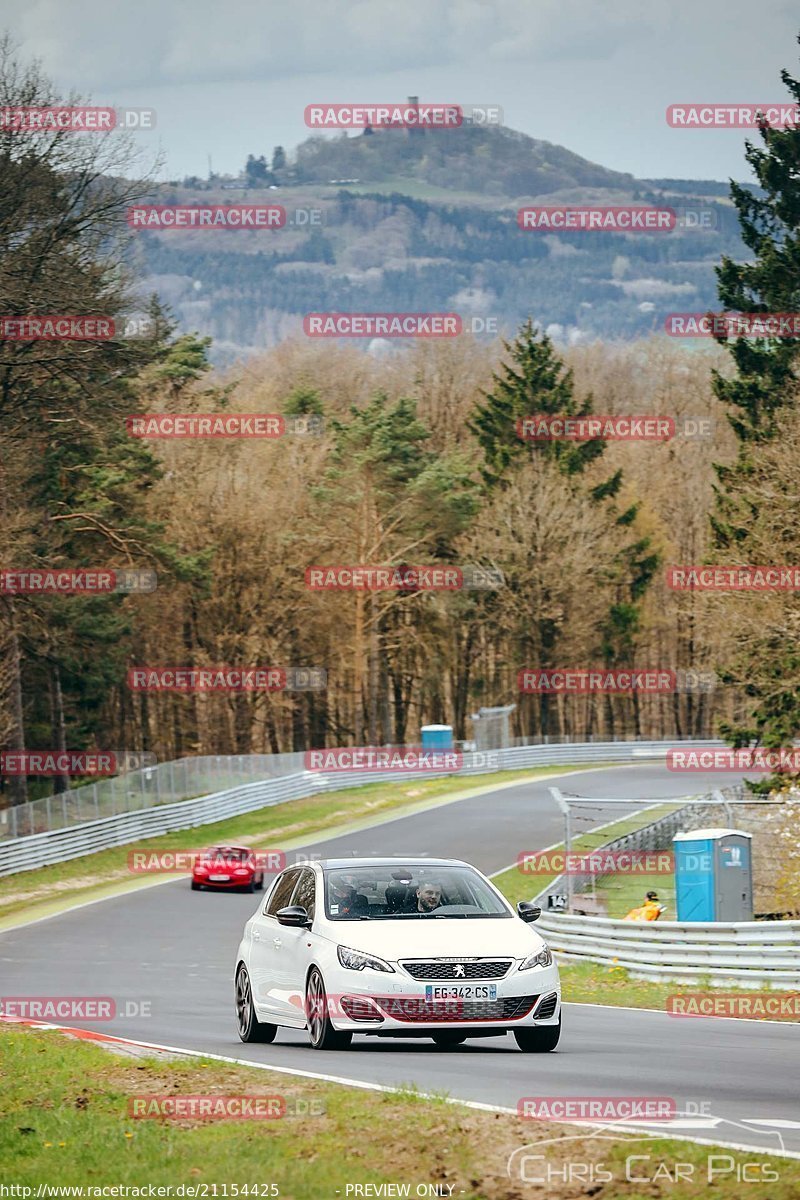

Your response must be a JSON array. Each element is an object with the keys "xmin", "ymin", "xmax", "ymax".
[
  {"xmin": 326, "ymin": 963, "xmax": 561, "ymax": 1032},
  {"xmin": 193, "ymin": 873, "xmax": 255, "ymax": 889}
]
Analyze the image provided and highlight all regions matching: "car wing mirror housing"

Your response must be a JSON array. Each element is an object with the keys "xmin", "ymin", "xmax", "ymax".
[
  {"xmin": 517, "ymin": 901, "xmax": 542, "ymax": 923},
  {"xmin": 276, "ymin": 905, "xmax": 311, "ymax": 927}
]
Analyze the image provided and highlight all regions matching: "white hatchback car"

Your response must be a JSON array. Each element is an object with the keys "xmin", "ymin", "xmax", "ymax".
[{"xmin": 235, "ymin": 857, "xmax": 561, "ymax": 1051}]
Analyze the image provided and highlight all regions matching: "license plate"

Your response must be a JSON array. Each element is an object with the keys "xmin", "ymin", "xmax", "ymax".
[
  {"xmin": 209, "ymin": 874, "xmax": 230, "ymax": 882},
  {"xmin": 425, "ymin": 984, "xmax": 497, "ymax": 1000}
]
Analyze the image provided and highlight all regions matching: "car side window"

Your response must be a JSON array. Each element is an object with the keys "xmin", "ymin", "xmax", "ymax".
[
  {"xmin": 265, "ymin": 868, "xmax": 301, "ymax": 916},
  {"xmin": 290, "ymin": 868, "xmax": 317, "ymax": 923}
]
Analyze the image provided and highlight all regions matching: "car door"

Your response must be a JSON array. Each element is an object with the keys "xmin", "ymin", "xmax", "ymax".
[
  {"xmin": 273, "ymin": 867, "xmax": 319, "ymax": 1023},
  {"xmin": 248, "ymin": 867, "xmax": 301, "ymax": 1020}
]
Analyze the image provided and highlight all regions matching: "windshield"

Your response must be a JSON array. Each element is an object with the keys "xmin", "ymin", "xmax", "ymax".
[
  {"xmin": 202, "ymin": 847, "xmax": 249, "ymax": 863},
  {"xmin": 323, "ymin": 864, "xmax": 512, "ymax": 921}
]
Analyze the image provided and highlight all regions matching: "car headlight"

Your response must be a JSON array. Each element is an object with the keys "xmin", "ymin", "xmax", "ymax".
[
  {"xmin": 519, "ymin": 945, "xmax": 553, "ymax": 971},
  {"xmin": 337, "ymin": 945, "xmax": 395, "ymax": 973}
]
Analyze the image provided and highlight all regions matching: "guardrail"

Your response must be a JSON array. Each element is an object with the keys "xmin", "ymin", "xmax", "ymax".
[
  {"xmin": 0, "ymin": 752, "xmax": 310, "ymax": 840},
  {"xmin": 0, "ymin": 736, "xmax": 726, "ymax": 841},
  {"xmin": 537, "ymin": 911, "xmax": 800, "ymax": 988},
  {"xmin": 0, "ymin": 739, "xmax": 726, "ymax": 878}
]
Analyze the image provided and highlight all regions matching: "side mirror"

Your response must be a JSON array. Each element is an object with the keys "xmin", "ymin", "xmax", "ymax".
[
  {"xmin": 277, "ymin": 905, "xmax": 311, "ymax": 928},
  {"xmin": 517, "ymin": 901, "xmax": 542, "ymax": 923}
]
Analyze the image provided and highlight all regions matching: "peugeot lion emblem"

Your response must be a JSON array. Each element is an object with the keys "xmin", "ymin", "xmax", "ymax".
[{"xmin": 453, "ymin": 963, "xmax": 465, "ymax": 977}]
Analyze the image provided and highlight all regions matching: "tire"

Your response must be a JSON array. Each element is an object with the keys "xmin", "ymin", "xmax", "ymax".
[
  {"xmin": 235, "ymin": 965, "xmax": 278, "ymax": 1044},
  {"xmin": 306, "ymin": 967, "xmax": 352, "ymax": 1051},
  {"xmin": 431, "ymin": 1031, "xmax": 467, "ymax": 1048},
  {"xmin": 245, "ymin": 878, "xmax": 257, "ymax": 893},
  {"xmin": 514, "ymin": 1016, "xmax": 561, "ymax": 1053},
  {"xmin": 255, "ymin": 874, "xmax": 265, "ymax": 891},
  {"xmin": 190, "ymin": 880, "xmax": 201, "ymax": 891}
]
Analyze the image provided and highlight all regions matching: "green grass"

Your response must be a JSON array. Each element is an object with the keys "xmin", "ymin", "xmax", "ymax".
[
  {"xmin": 557, "ymin": 959, "xmax": 703, "ymax": 1010},
  {"xmin": 597, "ymin": 870, "xmax": 676, "ymax": 919},
  {"xmin": 2, "ymin": 1024, "xmax": 796, "ymax": 1198},
  {"xmin": 491, "ymin": 802, "xmax": 678, "ymax": 908},
  {"xmin": 0, "ymin": 764, "xmax": 597, "ymax": 924}
]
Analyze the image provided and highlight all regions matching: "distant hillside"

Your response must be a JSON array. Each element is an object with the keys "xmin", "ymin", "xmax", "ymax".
[
  {"xmin": 138, "ymin": 124, "xmax": 747, "ymax": 365},
  {"xmin": 291, "ymin": 125, "xmax": 635, "ymax": 199}
]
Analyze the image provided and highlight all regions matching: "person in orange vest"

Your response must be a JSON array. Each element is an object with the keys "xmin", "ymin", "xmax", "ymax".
[{"xmin": 623, "ymin": 890, "xmax": 666, "ymax": 921}]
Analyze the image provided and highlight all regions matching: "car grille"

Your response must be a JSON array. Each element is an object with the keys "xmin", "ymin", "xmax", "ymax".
[
  {"xmin": 401, "ymin": 959, "xmax": 513, "ymax": 981},
  {"xmin": 535, "ymin": 991, "xmax": 559, "ymax": 1020},
  {"xmin": 377, "ymin": 995, "xmax": 539, "ymax": 1023}
]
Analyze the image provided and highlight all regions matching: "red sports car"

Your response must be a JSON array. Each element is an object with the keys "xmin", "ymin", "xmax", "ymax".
[{"xmin": 191, "ymin": 845, "xmax": 265, "ymax": 893}]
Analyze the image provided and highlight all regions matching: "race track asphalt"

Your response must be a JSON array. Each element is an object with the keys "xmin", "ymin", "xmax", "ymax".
[{"xmin": 1, "ymin": 763, "xmax": 798, "ymax": 1159}]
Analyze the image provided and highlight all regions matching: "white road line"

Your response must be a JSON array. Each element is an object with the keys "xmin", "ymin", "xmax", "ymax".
[
  {"xmin": 0, "ymin": 875, "xmax": 182, "ymax": 933},
  {"xmin": 563, "ymin": 1000, "xmax": 800, "ymax": 1027},
  {"xmin": 6, "ymin": 1016, "xmax": 799, "ymax": 1160},
  {"xmin": 621, "ymin": 1117, "xmax": 723, "ymax": 1129},
  {"xmin": 742, "ymin": 1119, "xmax": 800, "ymax": 1129}
]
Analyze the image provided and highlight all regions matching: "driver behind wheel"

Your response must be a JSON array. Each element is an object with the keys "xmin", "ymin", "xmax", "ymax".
[{"xmin": 415, "ymin": 881, "xmax": 443, "ymax": 912}]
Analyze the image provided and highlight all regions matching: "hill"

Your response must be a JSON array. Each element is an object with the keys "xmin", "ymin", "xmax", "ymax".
[
  {"xmin": 133, "ymin": 124, "xmax": 748, "ymax": 364},
  {"xmin": 291, "ymin": 123, "xmax": 636, "ymax": 199}
]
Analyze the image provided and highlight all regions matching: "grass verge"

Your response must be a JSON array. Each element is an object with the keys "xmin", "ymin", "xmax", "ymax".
[
  {"xmin": 491, "ymin": 801, "xmax": 678, "ymax": 908},
  {"xmin": 597, "ymin": 869, "xmax": 676, "ymax": 919},
  {"xmin": 1, "ymin": 1024, "xmax": 795, "ymax": 1198},
  {"xmin": 557, "ymin": 959, "xmax": 710, "ymax": 1010}
]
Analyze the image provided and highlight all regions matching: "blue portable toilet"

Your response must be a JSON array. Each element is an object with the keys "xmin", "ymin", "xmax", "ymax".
[
  {"xmin": 420, "ymin": 724, "xmax": 454, "ymax": 751},
  {"xmin": 673, "ymin": 828, "xmax": 753, "ymax": 922}
]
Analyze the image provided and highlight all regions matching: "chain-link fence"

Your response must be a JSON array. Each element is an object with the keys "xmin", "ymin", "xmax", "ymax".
[{"xmin": 0, "ymin": 752, "xmax": 307, "ymax": 840}]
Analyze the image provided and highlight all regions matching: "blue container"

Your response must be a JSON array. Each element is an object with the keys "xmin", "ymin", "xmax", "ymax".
[
  {"xmin": 420, "ymin": 724, "xmax": 453, "ymax": 751},
  {"xmin": 673, "ymin": 828, "xmax": 753, "ymax": 922}
]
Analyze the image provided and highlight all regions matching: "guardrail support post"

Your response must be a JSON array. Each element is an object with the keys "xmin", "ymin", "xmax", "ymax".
[
  {"xmin": 549, "ymin": 787, "xmax": 573, "ymax": 913},
  {"xmin": 713, "ymin": 788, "xmax": 733, "ymax": 827}
]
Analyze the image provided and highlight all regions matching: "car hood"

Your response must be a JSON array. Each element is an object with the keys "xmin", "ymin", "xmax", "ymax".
[{"xmin": 324, "ymin": 916, "xmax": 545, "ymax": 960}]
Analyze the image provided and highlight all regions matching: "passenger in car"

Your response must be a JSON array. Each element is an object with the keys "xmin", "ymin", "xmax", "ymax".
[{"xmin": 328, "ymin": 873, "xmax": 369, "ymax": 917}]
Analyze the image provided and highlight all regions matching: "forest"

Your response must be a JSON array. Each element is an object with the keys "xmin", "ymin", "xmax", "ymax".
[{"xmin": 1, "ymin": 40, "xmax": 799, "ymax": 805}]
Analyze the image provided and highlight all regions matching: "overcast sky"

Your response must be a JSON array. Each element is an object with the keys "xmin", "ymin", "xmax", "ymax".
[{"xmin": 2, "ymin": 0, "xmax": 797, "ymax": 182}]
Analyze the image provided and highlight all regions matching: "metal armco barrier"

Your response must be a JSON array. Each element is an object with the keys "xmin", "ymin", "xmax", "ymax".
[
  {"xmin": 0, "ymin": 739, "xmax": 726, "ymax": 877},
  {"xmin": 537, "ymin": 911, "xmax": 800, "ymax": 988}
]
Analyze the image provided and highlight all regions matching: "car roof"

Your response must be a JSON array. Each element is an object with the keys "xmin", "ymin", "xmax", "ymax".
[
  {"xmin": 314, "ymin": 857, "xmax": 471, "ymax": 870},
  {"xmin": 205, "ymin": 844, "xmax": 251, "ymax": 852}
]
